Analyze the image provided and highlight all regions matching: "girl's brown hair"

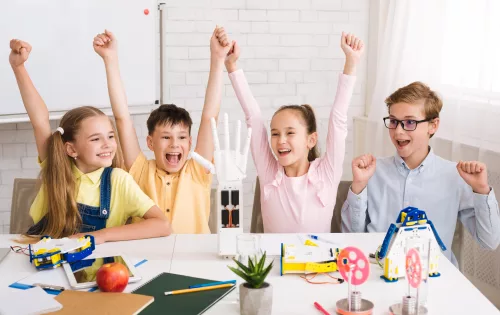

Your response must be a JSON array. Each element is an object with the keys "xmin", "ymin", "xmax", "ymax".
[
  {"xmin": 33, "ymin": 106, "xmax": 124, "ymax": 238},
  {"xmin": 273, "ymin": 104, "xmax": 319, "ymax": 162}
]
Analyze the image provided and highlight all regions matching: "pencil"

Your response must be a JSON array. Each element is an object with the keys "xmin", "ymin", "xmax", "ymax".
[
  {"xmin": 164, "ymin": 283, "xmax": 234, "ymax": 296},
  {"xmin": 189, "ymin": 280, "xmax": 236, "ymax": 288}
]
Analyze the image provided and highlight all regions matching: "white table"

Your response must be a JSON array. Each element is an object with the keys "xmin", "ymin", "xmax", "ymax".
[{"xmin": 0, "ymin": 234, "xmax": 498, "ymax": 315}]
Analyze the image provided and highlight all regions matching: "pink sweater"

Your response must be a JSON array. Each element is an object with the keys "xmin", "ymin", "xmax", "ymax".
[{"xmin": 229, "ymin": 69, "xmax": 356, "ymax": 233}]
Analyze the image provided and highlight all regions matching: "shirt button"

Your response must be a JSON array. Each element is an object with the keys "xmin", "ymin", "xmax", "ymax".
[
  {"xmin": 166, "ymin": 209, "xmax": 170, "ymax": 212},
  {"xmin": 167, "ymin": 182, "xmax": 170, "ymax": 186}
]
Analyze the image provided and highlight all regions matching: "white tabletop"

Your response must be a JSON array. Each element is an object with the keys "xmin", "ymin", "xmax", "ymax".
[{"xmin": 0, "ymin": 233, "xmax": 498, "ymax": 315}]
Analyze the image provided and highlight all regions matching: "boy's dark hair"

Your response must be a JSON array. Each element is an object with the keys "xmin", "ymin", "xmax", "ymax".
[{"xmin": 147, "ymin": 104, "xmax": 193, "ymax": 135}]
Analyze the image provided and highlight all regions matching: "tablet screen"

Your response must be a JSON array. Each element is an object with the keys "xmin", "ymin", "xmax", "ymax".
[{"xmin": 69, "ymin": 256, "xmax": 134, "ymax": 284}]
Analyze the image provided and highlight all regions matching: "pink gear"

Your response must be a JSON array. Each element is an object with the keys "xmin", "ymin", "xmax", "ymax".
[
  {"xmin": 406, "ymin": 248, "xmax": 423, "ymax": 288},
  {"xmin": 337, "ymin": 246, "xmax": 370, "ymax": 286}
]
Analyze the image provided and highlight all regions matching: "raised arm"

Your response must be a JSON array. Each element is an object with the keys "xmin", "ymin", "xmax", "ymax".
[
  {"xmin": 322, "ymin": 33, "xmax": 363, "ymax": 179},
  {"xmin": 9, "ymin": 40, "xmax": 51, "ymax": 161},
  {"xmin": 93, "ymin": 30, "xmax": 141, "ymax": 170},
  {"xmin": 341, "ymin": 154, "xmax": 376, "ymax": 232},
  {"xmin": 225, "ymin": 44, "xmax": 278, "ymax": 182},
  {"xmin": 194, "ymin": 27, "xmax": 232, "ymax": 161},
  {"xmin": 457, "ymin": 161, "xmax": 500, "ymax": 249}
]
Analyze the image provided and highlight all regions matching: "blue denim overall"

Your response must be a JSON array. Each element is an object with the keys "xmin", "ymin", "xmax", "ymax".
[{"xmin": 27, "ymin": 167, "xmax": 113, "ymax": 235}]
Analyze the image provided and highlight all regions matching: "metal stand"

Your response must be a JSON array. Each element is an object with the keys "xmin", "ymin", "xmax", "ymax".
[
  {"xmin": 389, "ymin": 295, "xmax": 428, "ymax": 315},
  {"xmin": 336, "ymin": 265, "xmax": 374, "ymax": 315}
]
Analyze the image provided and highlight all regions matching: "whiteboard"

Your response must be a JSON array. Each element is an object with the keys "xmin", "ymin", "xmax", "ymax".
[{"xmin": 0, "ymin": 0, "xmax": 158, "ymax": 116}]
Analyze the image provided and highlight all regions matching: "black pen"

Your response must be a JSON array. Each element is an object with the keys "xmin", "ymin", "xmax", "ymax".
[{"xmin": 33, "ymin": 283, "xmax": 65, "ymax": 292}]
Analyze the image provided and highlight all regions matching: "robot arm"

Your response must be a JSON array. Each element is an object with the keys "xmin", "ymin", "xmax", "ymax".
[
  {"xmin": 427, "ymin": 220, "xmax": 447, "ymax": 251},
  {"xmin": 378, "ymin": 223, "xmax": 397, "ymax": 260},
  {"xmin": 190, "ymin": 113, "xmax": 253, "ymax": 256}
]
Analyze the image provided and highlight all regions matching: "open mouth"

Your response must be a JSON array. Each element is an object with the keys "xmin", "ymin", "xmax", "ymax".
[
  {"xmin": 165, "ymin": 152, "xmax": 182, "ymax": 166},
  {"xmin": 396, "ymin": 140, "xmax": 410, "ymax": 148},
  {"xmin": 97, "ymin": 152, "xmax": 112, "ymax": 159},
  {"xmin": 277, "ymin": 149, "xmax": 291, "ymax": 157}
]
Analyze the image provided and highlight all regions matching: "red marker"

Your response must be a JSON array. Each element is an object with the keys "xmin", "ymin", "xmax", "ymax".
[
  {"xmin": 144, "ymin": 8, "xmax": 149, "ymax": 15},
  {"xmin": 314, "ymin": 302, "xmax": 331, "ymax": 315}
]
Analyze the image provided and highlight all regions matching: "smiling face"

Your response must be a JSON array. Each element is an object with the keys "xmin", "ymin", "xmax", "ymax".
[
  {"xmin": 388, "ymin": 100, "xmax": 439, "ymax": 167},
  {"xmin": 147, "ymin": 122, "xmax": 192, "ymax": 173},
  {"xmin": 65, "ymin": 115, "xmax": 118, "ymax": 173},
  {"xmin": 270, "ymin": 109, "xmax": 317, "ymax": 169}
]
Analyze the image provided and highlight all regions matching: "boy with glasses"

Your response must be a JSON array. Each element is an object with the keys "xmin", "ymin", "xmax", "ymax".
[{"xmin": 341, "ymin": 82, "xmax": 500, "ymax": 265}]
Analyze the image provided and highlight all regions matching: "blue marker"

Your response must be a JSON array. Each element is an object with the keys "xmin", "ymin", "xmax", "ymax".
[
  {"xmin": 308, "ymin": 234, "xmax": 338, "ymax": 246},
  {"xmin": 189, "ymin": 280, "xmax": 236, "ymax": 289}
]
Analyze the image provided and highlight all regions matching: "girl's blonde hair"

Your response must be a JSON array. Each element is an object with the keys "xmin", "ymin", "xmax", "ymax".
[
  {"xmin": 30, "ymin": 106, "xmax": 123, "ymax": 238},
  {"xmin": 273, "ymin": 104, "xmax": 319, "ymax": 162}
]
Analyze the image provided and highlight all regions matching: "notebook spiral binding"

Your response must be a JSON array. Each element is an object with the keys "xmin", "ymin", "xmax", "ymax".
[{"xmin": 131, "ymin": 272, "xmax": 166, "ymax": 293}]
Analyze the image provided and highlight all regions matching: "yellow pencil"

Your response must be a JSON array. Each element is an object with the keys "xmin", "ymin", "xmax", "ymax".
[{"xmin": 164, "ymin": 283, "xmax": 234, "ymax": 296}]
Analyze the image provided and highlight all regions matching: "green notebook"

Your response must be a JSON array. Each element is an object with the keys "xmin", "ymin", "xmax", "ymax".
[{"xmin": 132, "ymin": 273, "xmax": 235, "ymax": 315}]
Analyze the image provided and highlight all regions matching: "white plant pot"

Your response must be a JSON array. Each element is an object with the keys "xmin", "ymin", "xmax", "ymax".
[{"xmin": 239, "ymin": 282, "xmax": 273, "ymax": 315}]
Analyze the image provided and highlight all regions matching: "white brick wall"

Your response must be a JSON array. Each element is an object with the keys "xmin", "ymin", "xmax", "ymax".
[{"xmin": 0, "ymin": 0, "xmax": 369, "ymax": 234}]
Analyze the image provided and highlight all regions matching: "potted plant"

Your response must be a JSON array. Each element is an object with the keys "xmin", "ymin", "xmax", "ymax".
[{"xmin": 228, "ymin": 252, "xmax": 274, "ymax": 315}]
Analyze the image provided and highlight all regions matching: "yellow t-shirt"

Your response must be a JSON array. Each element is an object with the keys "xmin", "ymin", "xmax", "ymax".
[
  {"xmin": 128, "ymin": 152, "xmax": 212, "ymax": 234},
  {"xmin": 29, "ymin": 162, "xmax": 156, "ymax": 228}
]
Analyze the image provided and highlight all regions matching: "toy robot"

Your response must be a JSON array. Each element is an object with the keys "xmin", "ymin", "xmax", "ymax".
[
  {"xmin": 377, "ymin": 207, "xmax": 446, "ymax": 282},
  {"xmin": 29, "ymin": 235, "xmax": 95, "ymax": 270}
]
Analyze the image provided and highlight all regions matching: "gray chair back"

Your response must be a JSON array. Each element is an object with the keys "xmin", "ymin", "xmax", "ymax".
[{"xmin": 10, "ymin": 178, "xmax": 38, "ymax": 234}]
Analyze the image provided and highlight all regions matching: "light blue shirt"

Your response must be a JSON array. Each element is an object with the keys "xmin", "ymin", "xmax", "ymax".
[{"xmin": 341, "ymin": 148, "xmax": 500, "ymax": 265}]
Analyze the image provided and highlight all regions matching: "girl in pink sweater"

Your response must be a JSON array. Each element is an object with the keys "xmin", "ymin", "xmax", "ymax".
[{"xmin": 223, "ymin": 32, "xmax": 364, "ymax": 233}]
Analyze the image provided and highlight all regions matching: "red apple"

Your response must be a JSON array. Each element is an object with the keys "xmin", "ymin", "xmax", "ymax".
[{"xmin": 96, "ymin": 262, "xmax": 129, "ymax": 292}]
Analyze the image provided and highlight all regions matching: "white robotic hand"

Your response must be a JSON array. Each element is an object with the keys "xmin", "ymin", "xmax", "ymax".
[
  {"xmin": 212, "ymin": 113, "xmax": 252, "ymax": 183},
  {"xmin": 188, "ymin": 113, "xmax": 252, "ymax": 182}
]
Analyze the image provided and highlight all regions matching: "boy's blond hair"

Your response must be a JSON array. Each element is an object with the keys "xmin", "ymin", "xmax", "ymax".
[{"xmin": 385, "ymin": 82, "xmax": 443, "ymax": 138}]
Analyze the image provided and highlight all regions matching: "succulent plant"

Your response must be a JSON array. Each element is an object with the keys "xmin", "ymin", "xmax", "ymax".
[{"xmin": 228, "ymin": 251, "xmax": 273, "ymax": 289}]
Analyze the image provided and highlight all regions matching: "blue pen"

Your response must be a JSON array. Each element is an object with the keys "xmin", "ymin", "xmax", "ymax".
[
  {"xmin": 189, "ymin": 280, "xmax": 236, "ymax": 289},
  {"xmin": 308, "ymin": 234, "xmax": 337, "ymax": 245}
]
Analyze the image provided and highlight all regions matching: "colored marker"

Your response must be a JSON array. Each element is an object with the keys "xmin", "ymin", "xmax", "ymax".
[
  {"xmin": 33, "ymin": 283, "xmax": 65, "ymax": 292},
  {"xmin": 314, "ymin": 302, "xmax": 331, "ymax": 315},
  {"xmin": 189, "ymin": 280, "xmax": 236, "ymax": 289},
  {"xmin": 308, "ymin": 234, "xmax": 338, "ymax": 246}
]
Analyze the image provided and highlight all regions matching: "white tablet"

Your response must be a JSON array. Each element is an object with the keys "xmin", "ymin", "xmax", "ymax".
[{"xmin": 62, "ymin": 255, "xmax": 141, "ymax": 289}]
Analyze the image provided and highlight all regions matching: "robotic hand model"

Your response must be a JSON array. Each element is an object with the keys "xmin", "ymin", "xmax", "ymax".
[
  {"xmin": 29, "ymin": 235, "xmax": 95, "ymax": 270},
  {"xmin": 188, "ymin": 113, "xmax": 252, "ymax": 257},
  {"xmin": 377, "ymin": 207, "xmax": 447, "ymax": 282}
]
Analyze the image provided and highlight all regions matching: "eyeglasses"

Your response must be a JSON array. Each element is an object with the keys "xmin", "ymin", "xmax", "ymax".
[{"xmin": 382, "ymin": 117, "xmax": 433, "ymax": 131}]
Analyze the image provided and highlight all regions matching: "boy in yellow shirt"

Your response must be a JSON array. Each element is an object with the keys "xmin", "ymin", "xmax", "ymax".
[{"xmin": 94, "ymin": 27, "xmax": 232, "ymax": 233}]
